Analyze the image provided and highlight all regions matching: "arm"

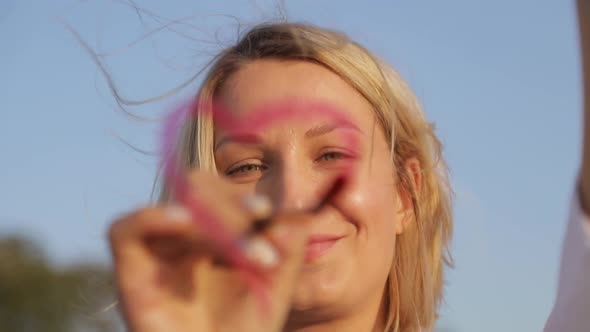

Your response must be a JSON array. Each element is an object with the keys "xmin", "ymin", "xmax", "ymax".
[
  {"xmin": 544, "ymin": 2, "xmax": 590, "ymax": 331},
  {"xmin": 579, "ymin": 0, "xmax": 590, "ymax": 212}
]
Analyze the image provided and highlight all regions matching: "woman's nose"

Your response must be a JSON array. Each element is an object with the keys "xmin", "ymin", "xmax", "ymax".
[{"xmin": 272, "ymin": 163, "xmax": 320, "ymax": 214}]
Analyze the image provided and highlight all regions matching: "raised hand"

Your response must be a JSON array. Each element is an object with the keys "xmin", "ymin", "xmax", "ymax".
[{"xmin": 109, "ymin": 171, "xmax": 317, "ymax": 332}]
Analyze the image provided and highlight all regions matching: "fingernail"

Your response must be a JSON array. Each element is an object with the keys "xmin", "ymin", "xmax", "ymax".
[
  {"xmin": 164, "ymin": 204, "xmax": 192, "ymax": 223},
  {"xmin": 243, "ymin": 194, "xmax": 272, "ymax": 219},
  {"xmin": 244, "ymin": 237, "xmax": 279, "ymax": 268}
]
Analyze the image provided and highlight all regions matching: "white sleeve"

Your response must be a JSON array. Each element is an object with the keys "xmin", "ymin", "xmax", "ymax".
[{"xmin": 543, "ymin": 188, "xmax": 590, "ymax": 332}]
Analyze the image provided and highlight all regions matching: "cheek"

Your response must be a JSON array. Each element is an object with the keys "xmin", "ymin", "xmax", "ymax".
[
  {"xmin": 331, "ymin": 134, "xmax": 402, "ymax": 273},
  {"xmin": 334, "ymin": 172, "xmax": 398, "ymax": 291},
  {"xmin": 339, "ymin": 170, "xmax": 400, "ymax": 244},
  {"xmin": 340, "ymin": 128, "xmax": 401, "ymax": 242}
]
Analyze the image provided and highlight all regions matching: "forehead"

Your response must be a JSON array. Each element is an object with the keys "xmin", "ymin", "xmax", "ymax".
[{"xmin": 216, "ymin": 60, "xmax": 375, "ymax": 129}]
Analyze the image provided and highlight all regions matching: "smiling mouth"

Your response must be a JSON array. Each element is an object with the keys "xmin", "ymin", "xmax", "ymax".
[{"xmin": 304, "ymin": 235, "xmax": 344, "ymax": 262}]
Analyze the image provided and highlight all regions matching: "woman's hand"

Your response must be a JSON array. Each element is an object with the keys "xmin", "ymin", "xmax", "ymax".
[{"xmin": 108, "ymin": 171, "xmax": 312, "ymax": 332}]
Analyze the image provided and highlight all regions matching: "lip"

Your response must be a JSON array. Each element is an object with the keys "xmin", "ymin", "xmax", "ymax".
[{"xmin": 305, "ymin": 234, "xmax": 345, "ymax": 262}]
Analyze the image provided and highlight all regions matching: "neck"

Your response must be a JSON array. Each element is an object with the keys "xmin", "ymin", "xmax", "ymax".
[{"xmin": 283, "ymin": 290, "xmax": 387, "ymax": 332}]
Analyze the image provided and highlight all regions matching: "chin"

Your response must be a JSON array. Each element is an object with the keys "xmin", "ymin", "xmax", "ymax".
[
  {"xmin": 287, "ymin": 276, "xmax": 356, "ymax": 329},
  {"xmin": 290, "ymin": 258, "xmax": 354, "ymax": 312}
]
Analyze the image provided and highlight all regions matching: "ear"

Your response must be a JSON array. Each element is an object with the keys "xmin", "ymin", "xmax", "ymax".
[{"xmin": 394, "ymin": 157, "xmax": 422, "ymax": 235}]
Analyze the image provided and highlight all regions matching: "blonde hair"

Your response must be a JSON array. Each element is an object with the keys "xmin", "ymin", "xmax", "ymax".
[{"xmin": 165, "ymin": 22, "xmax": 453, "ymax": 332}]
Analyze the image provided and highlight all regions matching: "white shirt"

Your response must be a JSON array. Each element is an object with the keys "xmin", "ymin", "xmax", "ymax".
[{"xmin": 544, "ymin": 188, "xmax": 590, "ymax": 331}]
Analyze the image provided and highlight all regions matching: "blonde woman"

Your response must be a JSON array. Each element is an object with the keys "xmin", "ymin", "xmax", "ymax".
[{"xmin": 108, "ymin": 1, "xmax": 590, "ymax": 331}]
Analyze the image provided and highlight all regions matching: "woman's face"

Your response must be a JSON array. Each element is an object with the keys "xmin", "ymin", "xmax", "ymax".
[{"xmin": 214, "ymin": 60, "xmax": 407, "ymax": 320}]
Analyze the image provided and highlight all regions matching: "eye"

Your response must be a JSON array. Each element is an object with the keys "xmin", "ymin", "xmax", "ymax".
[
  {"xmin": 318, "ymin": 151, "xmax": 346, "ymax": 162},
  {"xmin": 226, "ymin": 163, "xmax": 267, "ymax": 176}
]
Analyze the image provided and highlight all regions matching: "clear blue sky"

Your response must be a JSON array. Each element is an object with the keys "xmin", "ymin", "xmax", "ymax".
[{"xmin": 0, "ymin": 0, "xmax": 584, "ymax": 331}]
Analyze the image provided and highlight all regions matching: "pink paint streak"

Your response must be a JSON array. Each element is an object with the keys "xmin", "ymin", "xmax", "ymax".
[{"xmin": 160, "ymin": 97, "xmax": 360, "ymax": 315}]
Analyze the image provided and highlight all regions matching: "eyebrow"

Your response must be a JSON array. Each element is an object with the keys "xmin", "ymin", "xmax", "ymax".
[
  {"xmin": 214, "ymin": 122, "xmax": 363, "ymax": 151},
  {"xmin": 304, "ymin": 122, "xmax": 363, "ymax": 139},
  {"xmin": 214, "ymin": 133, "xmax": 262, "ymax": 151}
]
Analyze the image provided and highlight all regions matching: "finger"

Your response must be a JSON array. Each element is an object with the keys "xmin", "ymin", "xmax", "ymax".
[
  {"xmin": 184, "ymin": 171, "xmax": 286, "ymax": 272},
  {"xmin": 255, "ymin": 214, "xmax": 312, "ymax": 328},
  {"xmin": 110, "ymin": 205, "xmax": 199, "ymax": 254},
  {"xmin": 108, "ymin": 205, "xmax": 204, "ymax": 315},
  {"xmin": 109, "ymin": 206, "xmax": 202, "ymax": 278},
  {"xmin": 186, "ymin": 171, "xmax": 272, "ymax": 235},
  {"xmin": 242, "ymin": 194, "xmax": 273, "ymax": 221},
  {"xmin": 246, "ymin": 175, "xmax": 348, "ymax": 238},
  {"xmin": 310, "ymin": 175, "xmax": 348, "ymax": 214}
]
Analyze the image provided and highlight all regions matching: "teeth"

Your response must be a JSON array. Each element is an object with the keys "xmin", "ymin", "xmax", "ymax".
[{"xmin": 244, "ymin": 237, "xmax": 279, "ymax": 268}]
